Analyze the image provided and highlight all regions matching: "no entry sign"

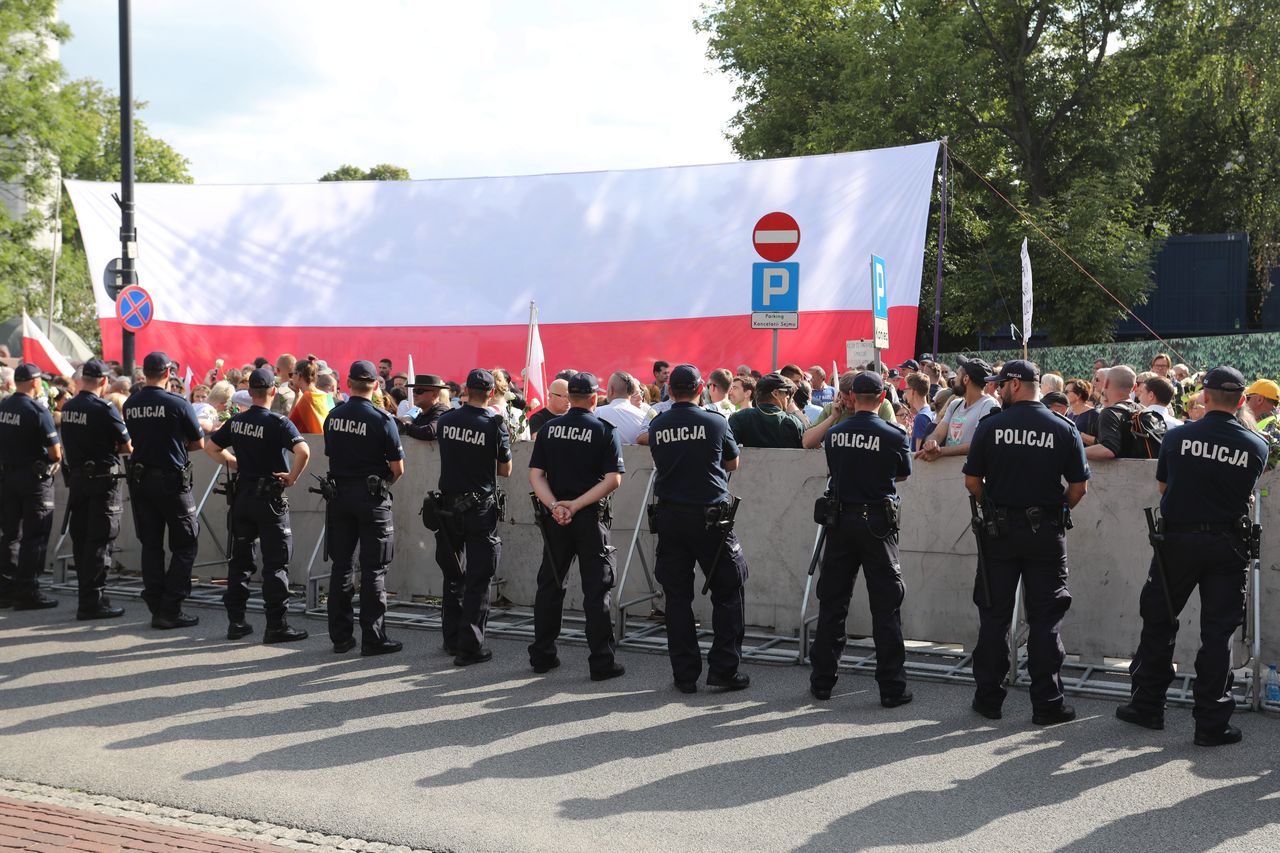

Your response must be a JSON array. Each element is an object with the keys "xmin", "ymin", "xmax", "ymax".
[
  {"xmin": 116, "ymin": 285, "xmax": 154, "ymax": 332},
  {"xmin": 753, "ymin": 212, "xmax": 800, "ymax": 262}
]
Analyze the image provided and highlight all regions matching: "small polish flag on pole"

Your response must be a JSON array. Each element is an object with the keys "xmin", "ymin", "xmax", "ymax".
[
  {"xmin": 20, "ymin": 311, "xmax": 73, "ymax": 377},
  {"xmin": 524, "ymin": 302, "xmax": 546, "ymax": 412}
]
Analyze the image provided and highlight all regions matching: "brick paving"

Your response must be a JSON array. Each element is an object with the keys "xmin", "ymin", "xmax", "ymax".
[
  {"xmin": 0, "ymin": 795, "xmax": 285, "ymax": 852},
  {"xmin": 0, "ymin": 781, "xmax": 433, "ymax": 853}
]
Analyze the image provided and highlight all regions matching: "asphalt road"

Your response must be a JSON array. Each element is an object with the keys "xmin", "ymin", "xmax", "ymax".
[{"xmin": 2, "ymin": 594, "xmax": 1278, "ymax": 853}]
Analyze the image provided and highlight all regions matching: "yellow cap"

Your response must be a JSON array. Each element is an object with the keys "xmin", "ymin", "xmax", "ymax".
[{"xmin": 1246, "ymin": 379, "xmax": 1280, "ymax": 402}]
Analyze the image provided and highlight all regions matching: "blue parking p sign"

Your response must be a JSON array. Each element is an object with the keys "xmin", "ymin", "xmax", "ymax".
[
  {"xmin": 752, "ymin": 262, "xmax": 799, "ymax": 312},
  {"xmin": 871, "ymin": 254, "xmax": 888, "ymax": 320}
]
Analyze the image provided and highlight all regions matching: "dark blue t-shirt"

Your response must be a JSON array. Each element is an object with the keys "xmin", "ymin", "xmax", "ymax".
[
  {"xmin": 649, "ymin": 402, "xmax": 739, "ymax": 505},
  {"xmin": 0, "ymin": 393, "xmax": 59, "ymax": 465},
  {"xmin": 963, "ymin": 400, "xmax": 1089, "ymax": 506},
  {"xmin": 825, "ymin": 411, "xmax": 911, "ymax": 503},
  {"xmin": 61, "ymin": 391, "xmax": 129, "ymax": 468},
  {"xmin": 123, "ymin": 385, "xmax": 203, "ymax": 469},
  {"xmin": 1157, "ymin": 410, "xmax": 1266, "ymax": 524},
  {"xmin": 211, "ymin": 405, "xmax": 305, "ymax": 477},
  {"xmin": 437, "ymin": 404, "xmax": 512, "ymax": 494},
  {"xmin": 529, "ymin": 408, "xmax": 624, "ymax": 500},
  {"xmin": 910, "ymin": 411, "xmax": 934, "ymax": 451},
  {"xmin": 323, "ymin": 397, "xmax": 404, "ymax": 478}
]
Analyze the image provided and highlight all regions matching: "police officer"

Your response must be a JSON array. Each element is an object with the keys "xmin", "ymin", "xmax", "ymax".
[
  {"xmin": 963, "ymin": 360, "xmax": 1088, "ymax": 725},
  {"xmin": 433, "ymin": 368, "xmax": 512, "ymax": 665},
  {"xmin": 810, "ymin": 370, "xmax": 912, "ymax": 706},
  {"xmin": 647, "ymin": 364, "xmax": 749, "ymax": 693},
  {"xmin": 124, "ymin": 352, "xmax": 205, "ymax": 629},
  {"xmin": 60, "ymin": 359, "xmax": 132, "ymax": 619},
  {"xmin": 527, "ymin": 371, "xmax": 626, "ymax": 680},
  {"xmin": 205, "ymin": 367, "xmax": 311, "ymax": 643},
  {"xmin": 323, "ymin": 360, "xmax": 406, "ymax": 656},
  {"xmin": 1116, "ymin": 366, "xmax": 1266, "ymax": 746},
  {"xmin": 0, "ymin": 363, "xmax": 62, "ymax": 610}
]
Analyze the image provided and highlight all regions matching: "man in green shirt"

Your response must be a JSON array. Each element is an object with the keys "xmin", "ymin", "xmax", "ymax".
[
  {"xmin": 803, "ymin": 371, "xmax": 898, "ymax": 449},
  {"xmin": 727, "ymin": 373, "xmax": 805, "ymax": 448}
]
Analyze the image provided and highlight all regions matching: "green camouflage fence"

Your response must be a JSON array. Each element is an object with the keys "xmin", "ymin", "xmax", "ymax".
[{"xmin": 937, "ymin": 331, "xmax": 1280, "ymax": 382}]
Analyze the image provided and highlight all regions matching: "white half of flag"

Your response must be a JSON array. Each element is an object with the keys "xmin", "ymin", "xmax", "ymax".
[
  {"xmin": 183, "ymin": 365, "xmax": 195, "ymax": 395},
  {"xmin": 20, "ymin": 311, "xmax": 73, "ymax": 377},
  {"xmin": 407, "ymin": 353, "xmax": 415, "ymax": 384},
  {"xmin": 1020, "ymin": 237, "xmax": 1033, "ymax": 345},
  {"xmin": 754, "ymin": 229, "xmax": 799, "ymax": 244}
]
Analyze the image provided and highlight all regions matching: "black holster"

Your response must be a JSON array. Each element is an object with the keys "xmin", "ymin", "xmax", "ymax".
[
  {"xmin": 813, "ymin": 491, "xmax": 839, "ymax": 529},
  {"xmin": 705, "ymin": 495, "xmax": 740, "ymax": 533},
  {"xmin": 366, "ymin": 474, "xmax": 392, "ymax": 500}
]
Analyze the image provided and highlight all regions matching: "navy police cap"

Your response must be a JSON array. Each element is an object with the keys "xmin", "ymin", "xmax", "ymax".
[
  {"xmin": 566, "ymin": 372, "xmax": 602, "ymax": 395},
  {"xmin": 669, "ymin": 363, "xmax": 702, "ymax": 390},
  {"xmin": 81, "ymin": 359, "xmax": 110, "ymax": 380},
  {"xmin": 986, "ymin": 359, "xmax": 1040, "ymax": 384},
  {"xmin": 850, "ymin": 371, "xmax": 884, "ymax": 394},
  {"xmin": 142, "ymin": 351, "xmax": 173, "ymax": 373},
  {"xmin": 13, "ymin": 363, "xmax": 42, "ymax": 383},
  {"xmin": 348, "ymin": 360, "xmax": 378, "ymax": 381},
  {"xmin": 1203, "ymin": 365, "xmax": 1246, "ymax": 392},
  {"xmin": 248, "ymin": 367, "xmax": 275, "ymax": 389},
  {"xmin": 466, "ymin": 368, "xmax": 496, "ymax": 391}
]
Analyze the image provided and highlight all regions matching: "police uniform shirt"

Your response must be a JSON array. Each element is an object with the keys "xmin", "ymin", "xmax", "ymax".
[
  {"xmin": 824, "ymin": 411, "xmax": 911, "ymax": 503},
  {"xmin": 963, "ymin": 400, "xmax": 1089, "ymax": 506},
  {"xmin": 323, "ymin": 396, "xmax": 404, "ymax": 477},
  {"xmin": 0, "ymin": 393, "xmax": 59, "ymax": 465},
  {"xmin": 528, "ymin": 408, "xmax": 624, "ymax": 500},
  {"xmin": 211, "ymin": 405, "xmax": 305, "ymax": 478},
  {"xmin": 436, "ymin": 404, "xmax": 512, "ymax": 494},
  {"xmin": 650, "ymin": 399, "xmax": 742, "ymax": 502},
  {"xmin": 649, "ymin": 402, "xmax": 738, "ymax": 505},
  {"xmin": 1157, "ymin": 410, "xmax": 1265, "ymax": 524},
  {"xmin": 123, "ymin": 385, "xmax": 203, "ymax": 469},
  {"xmin": 60, "ymin": 391, "xmax": 129, "ymax": 468}
]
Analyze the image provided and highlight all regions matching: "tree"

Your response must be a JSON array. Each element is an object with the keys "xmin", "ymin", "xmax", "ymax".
[
  {"xmin": 48, "ymin": 79, "xmax": 194, "ymax": 351},
  {"xmin": 698, "ymin": 1, "xmax": 1167, "ymax": 347},
  {"xmin": 319, "ymin": 163, "xmax": 411, "ymax": 181},
  {"xmin": 0, "ymin": 1, "xmax": 195, "ymax": 354},
  {"xmin": 0, "ymin": 0, "xmax": 72, "ymax": 328}
]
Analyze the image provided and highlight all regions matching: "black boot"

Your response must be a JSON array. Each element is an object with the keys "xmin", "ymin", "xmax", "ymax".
[{"xmin": 263, "ymin": 623, "xmax": 309, "ymax": 644}]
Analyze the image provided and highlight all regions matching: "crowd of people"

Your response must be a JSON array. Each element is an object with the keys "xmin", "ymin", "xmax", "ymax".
[{"xmin": 4, "ymin": 346, "xmax": 1279, "ymax": 468}]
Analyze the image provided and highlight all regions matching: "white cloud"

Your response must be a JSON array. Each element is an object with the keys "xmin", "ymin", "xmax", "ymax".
[{"xmin": 60, "ymin": 0, "xmax": 739, "ymax": 183}]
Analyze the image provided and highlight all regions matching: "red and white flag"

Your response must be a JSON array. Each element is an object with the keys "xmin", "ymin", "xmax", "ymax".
[
  {"xmin": 21, "ymin": 312, "xmax": 73, "ymax": 377},
  {"xmin": 524, "ymin": 303, "xmax": 546, "ymax": 412}
]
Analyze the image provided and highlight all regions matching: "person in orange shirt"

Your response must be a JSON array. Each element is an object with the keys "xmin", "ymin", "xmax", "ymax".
[{"xmin": 288, "ymin": 360, "xmax": 332, "ymax": 434}]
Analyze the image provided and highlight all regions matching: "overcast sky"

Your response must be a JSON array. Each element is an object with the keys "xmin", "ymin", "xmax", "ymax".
[{"xmin": 58, "ymin": 0, "xmax": 740, "ymax": 184}]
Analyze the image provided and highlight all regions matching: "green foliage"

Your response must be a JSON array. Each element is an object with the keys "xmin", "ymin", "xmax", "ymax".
[
  {"xmin": 319, "ymin": 163, "xmax": 411, "ymax": 181},
  {"xmin": 699, "ymin": 0, "xmax": 1280, "ymax": 347},
  {"xmin": 0, "ymin": 4, "xmax": 194, "ymax": 356}
]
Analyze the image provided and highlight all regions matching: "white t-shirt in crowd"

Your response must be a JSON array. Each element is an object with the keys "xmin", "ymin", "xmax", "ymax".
[
  {"xmin": 595, "ymin": 398, "xmax": 648, "ymax": 445},
  {"xmin": 1148, "ymin": 404, "xmax": 1183, "ymax": 430},
  {"xmin": 941, "ymin": 393, "xmax": 999, "ymax": 447}
]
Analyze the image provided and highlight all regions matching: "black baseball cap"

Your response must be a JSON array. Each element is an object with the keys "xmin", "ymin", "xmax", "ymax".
[
  {"xmin": 143, "ymin": 351, "xmax": 174, "ymax": 373},
  {"xmin": 567, "ymin": 372, "xmax": 602, "ymax": 395},
  {"xmin": 1203, "ymin": 365, "xmax": 1247, "ymax": 392},
  {"xmin": 959, "ymin": 357, "xmax": 995, "ymax": 384},
  {"xmin": 13, "ymin": 363, "xmax": 41, "ymax": 383},
  {"xmin": 755, "ymin": 372, "xmax": 795, "ymax": 399},
  {"xmin": 986, "ymin": 359, "xmax": 1040, "ymax": 384},
  {"xmin": 466, "ymin": 368, "xmax": 496, "ymax": 391},
  {"xmin": 348, "ymin": 360, "xmax": 378, "ymax": 381},
  {"xmin": 81, "ymin": 359, "xmax": 110, "ymax": 380},
  {"xmin": 669, "ymin": 363, "xmax": 702, "ymax": 390},
  {"xmin": 898, "ymin": 359, "xmax": 920, "ymax": 372},
  {"xmin": 850, "ymin": 370, "xmax": 885, "ymax": 394},
  {"xmin": 248, "ymin": 367, "xmax": 275, "ymax": 389}
]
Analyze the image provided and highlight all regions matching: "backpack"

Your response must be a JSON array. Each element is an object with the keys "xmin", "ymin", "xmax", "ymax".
[{"xmin": 1125, "ymin": 406, "xmax": 1167, "ymax": 459}]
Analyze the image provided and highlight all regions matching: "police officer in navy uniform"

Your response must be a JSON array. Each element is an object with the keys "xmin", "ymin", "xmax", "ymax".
[
  {"xmin": 963, "ymin": 359, "xmax": 1089, "ymax": 725},
  {"xmin": 648, "ymin": 364, "xmax": 750, "ymax": 693},
  {"xmin": 60, "ymin": 359, "xmax": 132, "ymax": 619},
  {"xmin": 1117, "ymin": 366, "xmax": 1266, "ymax": 746},
  {"xmin": 434, "ymin": 368, "xmax": 512, "ymax": 665},
  {"xmin": 0, "ymin": 363, "xmax": 62, "ymax": 610},
  {"xmin": 527, "ymin": 371, "xmax": 626, "ymax": 680},
  {"xmin": 810, "ymin": 370, "xmax": 913, "ymax": 707},
  {"xmin": 123, "ymin": 352, "xmax": 205, "ymax": 629},
  {"xmin": 324, "ymin": 360, "xmax": 406, "ymax": 656},
  {"xmin": 205, "ymin": 367, "xmax": 312, "ymax": 643}
]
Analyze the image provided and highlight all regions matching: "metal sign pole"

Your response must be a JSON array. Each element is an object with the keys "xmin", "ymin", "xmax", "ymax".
[
  {"xmin": 117, "ymin": 0, "xmax": 137, "ymax": 373},
  {"xmin": 772, "ymin": 329, "xmax": 779, "ymax": 372}
]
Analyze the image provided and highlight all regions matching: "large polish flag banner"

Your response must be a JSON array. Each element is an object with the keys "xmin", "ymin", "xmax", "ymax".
[{"xmin": 65, "ymin": 142, "xmax": 939, "ymax": 380}]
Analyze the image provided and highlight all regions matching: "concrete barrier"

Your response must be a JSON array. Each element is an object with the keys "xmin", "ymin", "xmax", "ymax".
[{"xmin": 52, "ymin": 437, "xmax": 1280, "ymax": 667}]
